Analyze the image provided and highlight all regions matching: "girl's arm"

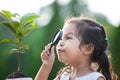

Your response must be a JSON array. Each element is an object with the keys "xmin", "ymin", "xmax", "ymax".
[
  {"xmin": 97, "ymin": 76, "xmax": 105, "ymax": 80},
  {"xmin": 35, "ymin": 44, "xmax": 55, "ymax": 80},
  {"xmin": 35, "ymin": 64, "xmax": 53, "ymax": 80}
]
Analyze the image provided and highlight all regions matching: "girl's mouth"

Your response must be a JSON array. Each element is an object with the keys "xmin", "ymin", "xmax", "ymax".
[{"xmin": 57, "ymin": 48, "xmax": 65, "ymax": 53}]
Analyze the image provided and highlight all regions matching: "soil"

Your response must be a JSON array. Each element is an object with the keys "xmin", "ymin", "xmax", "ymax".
[{"xmin": 6, "ymin": 71, "xmax": 29, "ymax": 79}]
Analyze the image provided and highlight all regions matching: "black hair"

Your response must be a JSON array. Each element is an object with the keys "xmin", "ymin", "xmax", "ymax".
[{"xmin": 66, "ymin": 17, "xmax": 112, "ymax": 80}]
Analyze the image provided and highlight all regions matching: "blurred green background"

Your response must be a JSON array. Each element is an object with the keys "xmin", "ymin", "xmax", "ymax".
[{"xmin": 0, "ymin": 0, "xmax": 120, "ymax": 80}]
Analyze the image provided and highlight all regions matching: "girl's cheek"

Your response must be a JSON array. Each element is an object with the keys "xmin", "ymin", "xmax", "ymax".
[{"xmin": 56, "ymin": 42, "xmax": 60, "ymax": 47}]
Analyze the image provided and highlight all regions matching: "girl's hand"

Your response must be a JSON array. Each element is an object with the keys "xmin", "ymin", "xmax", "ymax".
[
  {"xmin": 35, "ymin": 43, "xmax": 55, "ymax": 80},
  {"xmin": 41, "ymin": 43, "xmax": 55, "ymax": 67}
]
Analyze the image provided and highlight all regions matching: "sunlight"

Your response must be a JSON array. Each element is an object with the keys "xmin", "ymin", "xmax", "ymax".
[
  {"xmin": 0, "ymin": 0, "xmax": 120, "ymax": 26},
  {"xmin": 86, "ymin": 0, "xmax": 120, "ymax": 26},
  {"xmin": 0, "ymin": 0, "xmax": 54, "ymax": 16}
]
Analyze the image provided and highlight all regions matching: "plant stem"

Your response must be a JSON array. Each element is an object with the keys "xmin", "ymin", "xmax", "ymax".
[{"xmin": 17, "ymin": 46, "xmax": 21, "ymax": 72}]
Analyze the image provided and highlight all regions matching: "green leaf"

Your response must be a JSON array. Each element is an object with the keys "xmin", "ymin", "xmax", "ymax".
[
  {"xmin": 21, "ymin": 45, "xmax": 29, "ymax": 50},
  {"xmin": 20, "ymin": 49, "xmax": 26, "ymax": 53},
  {"xmin": 10, "ymin": 21, "xmax": 20, "ymax": 30},
  {"xmin": 23, "ymin": 26, "xmax": 38, "ymax": 36},
  {"xmin": 22, "ymin": 20, "xmax": 34, "ymax": 29},
  {"xmin": 12, "ymin": 13, "xmax": 20, "ymax": 17},
  {"xmin": 20, "ymin": 48, "xmax": 26, "ymax": 53},
  {"xmin": 0, "ymin": 12, "xmax": 9, "ymax": 21},
  {"xmin": 20, "ymin": 13, "xmax": 39, "ymax": 25},
  {"xmin": 0, "ymin": 22, "xmax": 17, "ymax": 35},
  {"xmin": 0, "ymin": 38, "xmax": 18, "ymax": 45},
  {"xmin": 0, "ymin": 21, "xmax": 22, "ymax": 37},
  {"xmin": 10, "ymin": 48, "xmax": 18, "ymax": 54},
  {"xmin": 2, "ymin": 10, "xmax": 12, "ymax": 19},
  {"xmin": 31, "ymin": 20, "xmax": 36, "ymax": 26}
]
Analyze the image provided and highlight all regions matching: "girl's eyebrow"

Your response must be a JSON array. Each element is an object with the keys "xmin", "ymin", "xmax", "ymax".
[{"xmin": 64, "ymin": 32, "xmax": 78, "ymax": 37}]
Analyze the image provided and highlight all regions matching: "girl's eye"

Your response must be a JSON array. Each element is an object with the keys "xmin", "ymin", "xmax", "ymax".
[
  {"xmin": 60, "ymin": 38, "xmax": 62, "ymax": 40},
  {"xmin": 66, "ymin": 37, "xmax": 72, "ymax": 40}
]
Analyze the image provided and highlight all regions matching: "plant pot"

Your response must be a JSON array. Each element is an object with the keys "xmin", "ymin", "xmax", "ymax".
[
  {"xmin": 6, "ymin": 77, "xmax": 32, "ymax": 80},
  {"xmin": 6, "ymin": 71, "xmax": 32, "ymax": 80}
]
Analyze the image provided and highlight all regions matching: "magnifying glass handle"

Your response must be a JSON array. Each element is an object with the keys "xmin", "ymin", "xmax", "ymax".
[
  {"xmin": 49, "ymin": 43, "xmax": 54, "ymax": 51},
  {"xmin": 48, "ymin": 43, "xmax": 54, "ymax": 56}
]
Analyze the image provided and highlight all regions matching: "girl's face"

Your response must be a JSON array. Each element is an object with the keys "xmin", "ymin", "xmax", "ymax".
[{"xmin": 56, "ymin": 23, "xmax": 86, "ymax": 66}]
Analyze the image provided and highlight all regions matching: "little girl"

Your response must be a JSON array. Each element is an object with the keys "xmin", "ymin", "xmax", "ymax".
[{"xmin": 35, "ymin": 17, "xmax": 112, "ymax": 80}]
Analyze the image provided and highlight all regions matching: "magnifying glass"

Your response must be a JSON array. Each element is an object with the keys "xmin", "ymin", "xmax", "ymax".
[{"xmin": 49, "ymin": 29, "xmax": 63, "ymax": 51}]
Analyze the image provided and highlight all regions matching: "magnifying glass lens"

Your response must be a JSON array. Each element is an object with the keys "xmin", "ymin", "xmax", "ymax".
[{"xmin": 50, "ymin": 29, "xmax": 63, "ymax": 50}]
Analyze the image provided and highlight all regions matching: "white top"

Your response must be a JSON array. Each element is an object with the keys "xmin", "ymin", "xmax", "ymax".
[
  {"xmin": 6, "ymin": 78, "xmax": 32, "ymax": 80},
  {"xmin": 54, "ymin": 72, "xmax": 106, "ymax": 80}
]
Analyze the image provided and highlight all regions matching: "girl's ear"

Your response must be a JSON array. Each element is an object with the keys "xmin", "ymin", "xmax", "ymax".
[{"xmin": 81, "ymin": 44, "xmax": 94, "ymax": 55}]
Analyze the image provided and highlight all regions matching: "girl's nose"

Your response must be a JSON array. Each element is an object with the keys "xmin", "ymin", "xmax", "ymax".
[{"xmin": 58, "ymin": 40, "xmax": 64, "ymax": 47}]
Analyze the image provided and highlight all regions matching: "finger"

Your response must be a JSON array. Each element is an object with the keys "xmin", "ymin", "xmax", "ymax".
[
  {"xmin": 45, "ymin": 43, "xmax": 51, "ymax": 50},
  {"xmin": 51, "ymin": 46, "xmax": 54, "ymax": 53},
  {"xmin": 41, "ymin": 50, "xmax": 49, "ymax": 56},
  {"xmin": 42, "ymin": 54, "xmax": 48, "ymax": 61},
  {"xmin": 41, "ymin": 50, "xmax": 49, "ymax": 60}
]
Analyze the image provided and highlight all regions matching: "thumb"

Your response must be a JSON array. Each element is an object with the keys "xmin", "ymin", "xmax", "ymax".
[
  {"xmin": 47, "ymin": 46, "xmax": 55, "ymax": 65},
  {"xmin": 49, "ymin": 46, "xmax": 55, "ymax": 60},
  {"xmin": 50, "ymin": 46, "xmax": 55, "ymax": 56}
]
